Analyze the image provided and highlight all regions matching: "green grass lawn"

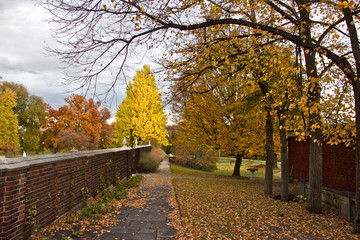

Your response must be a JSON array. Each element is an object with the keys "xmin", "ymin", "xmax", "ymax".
[
  {"xmin": 170, "ymin": 163, "xmax": 281, "ymax": 180},
  {"xmin": 217, "ymin": 157, "xmax": 281, "ymax": 168}
]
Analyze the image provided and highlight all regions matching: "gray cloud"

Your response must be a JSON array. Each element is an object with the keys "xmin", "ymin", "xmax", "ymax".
[
  {"xmin": 0, "ymin": 0, "xmax": 74, "ymax": 109},
  {"xmin": 0, "ymin": 0, "xmax": 163, "ymax": 119}
]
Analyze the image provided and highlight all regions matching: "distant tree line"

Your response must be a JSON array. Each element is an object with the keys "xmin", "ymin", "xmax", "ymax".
[{"xmin": 0, "ymin": 66, "xmax": 168, "ymax": 156}]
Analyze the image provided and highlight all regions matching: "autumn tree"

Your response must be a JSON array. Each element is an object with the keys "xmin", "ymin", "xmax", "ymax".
[
  {"xmin": 244, "ymin": 44, "xmax": 303, "ymax": 199},
  {"xmin": 0, "ymin": 81, "xmax": 47, "ymax": 153},
  {"xmin": 44, "ymin": 0, "xmax": 360, "ymax": 228},
  {"xmin": 0, "ymin": 88, "xmax": 19, "ymax": 156},
  {"xmin": 43, "ymin": 104, "xmax": 60, "ymax": 153},
  {"xmin": 161, "ymin": 18, "xmax": 300, "ymax": 195},
  {"xmin": 44, "ymin": 94, "xmax": 111, "ymax": 151},
  {"xmin": 114, "ymin": 65, "xmax": 168, "ymax": 146},
  {"xmin": 20, "ymin": 95, "xmax": 47, "ymax": 153},
  {"xmin": 56, "ymin": 129, "xmax": 92, "ymax": 151},
  {"xmin": 177, "ymin": 85, "xmax": 266, "ymax": 177},
  {"xmin": 163, "ymin": 31, "xmax": 269, "ymax": 175},
  {"xmin": 99, "ymin": 107, "xmax": 114, "ymax": 149}
]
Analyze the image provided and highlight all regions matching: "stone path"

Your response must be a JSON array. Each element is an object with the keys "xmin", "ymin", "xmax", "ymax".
[{"xmin": 98, "ymin": 159, "xmax": 178, "ymax": 240}]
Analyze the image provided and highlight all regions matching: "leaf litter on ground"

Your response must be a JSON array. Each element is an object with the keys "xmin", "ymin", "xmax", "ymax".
[
  {"xmin": 34, "ymin": 175, "xmax": 147, "ymax": 239},
  {"xmin": 172, "ymin": 176, "xmax": 360, "ymax": 239}
]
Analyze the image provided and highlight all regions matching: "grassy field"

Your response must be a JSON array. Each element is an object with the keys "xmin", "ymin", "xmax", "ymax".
[
  {"xmin": 218, "ymin": 157, "xmax": 281, "ymax": 167},
  {"xmin": 217, "ymin": 157, "xmax": 266, "ymax": 165},
  {"xmin": 171, "ymin": 163, "xmax": 281, "ymax": 180},
  {"xmin": 172, "ymin": 165, "xmax": 358, "ymax": 239}
]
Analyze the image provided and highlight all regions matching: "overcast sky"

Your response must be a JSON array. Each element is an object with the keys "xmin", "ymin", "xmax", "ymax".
[
  {"xmin": 0, "ymin": 0, "xmax": 71, "ymax": 109},
  {"xmin": 0, "ymin": 0, "xmax": 166, "ymax": 119}
]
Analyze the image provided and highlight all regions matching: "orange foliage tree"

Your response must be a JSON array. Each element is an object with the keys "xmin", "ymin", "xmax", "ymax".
[{"xmin": 44, "ymin": 94, "xmax": 112, "ymax": 152}]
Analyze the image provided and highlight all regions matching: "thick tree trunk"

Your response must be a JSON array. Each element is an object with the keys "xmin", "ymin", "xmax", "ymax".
[
  {"xmin": 264, "ymin": 110, "xmax": 274, "ymax": 195},
  {"xmin": 278, "ymin": 112, "xmax": 289, "ymax": 202},
  {"xmin": 232, "ymin": 152, "xmax": 243, "ymax": 177},
  {"xmin": 342, "ymin": 7, "xmax": 360, "ymax": 233},
  {"xmin": 273, "ymin": 154, "xmax": 278, "ymax": 169},
  {"xmin": 307, "ymin": 126, "xmax": 322, "ymax": 213},
  {"xmin": 353, "ymin": 83, "xmax": 360, "ymax": 232},
  {"xmin": 298, "ymin": 0, "xmax": 322, "ymax": 213}
]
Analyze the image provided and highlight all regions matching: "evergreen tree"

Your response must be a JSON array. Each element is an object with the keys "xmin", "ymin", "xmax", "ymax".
[{"xmin": 115, "ymin": 65, "xmax": 168, "ymax": 146}]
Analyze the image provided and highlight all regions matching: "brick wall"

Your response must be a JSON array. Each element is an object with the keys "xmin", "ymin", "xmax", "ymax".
[
  {"xmin": 288, "ymin": 136, "xmax": 355, "ymax": 193},
  {"xmin": 0, "ymin": 146, "xmax": 151, "ymax": 240}
]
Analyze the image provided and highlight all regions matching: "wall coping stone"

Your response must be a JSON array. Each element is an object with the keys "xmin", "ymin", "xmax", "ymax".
[{"xmin": 0, "ymin": 145, "xmax": 150, "ymax": 173}]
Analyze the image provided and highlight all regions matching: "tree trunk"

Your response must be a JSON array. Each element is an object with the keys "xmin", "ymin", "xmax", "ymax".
[
  {"xmin": 353, "ymin": 83, "xmax": 360, "ymax": 232},
  {"xmin": 232, "ymin": 152, "xmax": 243, "ymax": 177},
  {"xmin": 342, "ymin": 6, "xmax": 360, "ymax": 233},
  {"xmin": 278, "ymin": 112, "xmax": 289, "ymax": 202},
  {"xmin": 273, "ymin": 153, "xmax": 278, "ymax": 169},
  {"xmin": 298, "ymin": 0, "xmax": 323, "ymax": 213},
  {"xmin": 264, "ymin": 109, "xmax": 274, "ymax": 195}
]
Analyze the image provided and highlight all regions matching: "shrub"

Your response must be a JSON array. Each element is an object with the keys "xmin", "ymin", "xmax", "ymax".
[
  {"xmin": 150, "ymin": 148, "xmax": 166, "ymax": 163},
  {"xmin": 172, "ymin": 141, "xmax": 218, "ymax": 172},
  {"xmin": 163, "ymin": 144, "xmax": 174, "ymax": 155},
  {"xmin": 137, "ymin": 152, "xmax": 158, "ymax": 172},
  {"xmin": 137, "ymin": 148, "xmax": 165, "ymax": 172}
]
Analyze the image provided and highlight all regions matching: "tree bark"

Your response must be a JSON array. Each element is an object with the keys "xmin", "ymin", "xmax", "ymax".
[
  {"xmin": 341, "ymin": 6, "xmax": 360, "ymax": 233},
  {"xmin": 264, "ymin": 109, "xmax": 274, "ymax": 195},
  {"xmin": 232, "ymin": 152, "xmax": 243, "ymax": 177},
  {"xmin": 353, "ymin": 82, "xmax": 360, "ymax": 232},
  {"xmin": 298, "ymin": 0, "xmax": 323, "ymax": 213},
  {"xmin": 278, "ymin": 112, "xmax": 289, "ymax": 202},
  {"xmin": 273, "ymin": 154, "xmax": 278, "ymax": 169}
]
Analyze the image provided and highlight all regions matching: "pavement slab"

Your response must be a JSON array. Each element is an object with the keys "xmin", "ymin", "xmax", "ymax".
[{"xmin": 98, "ymin": 159, "xmax": 178, "ymax": 240}]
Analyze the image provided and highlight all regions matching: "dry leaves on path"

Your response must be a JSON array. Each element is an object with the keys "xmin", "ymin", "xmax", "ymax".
[
  {"xmin": 173, "ymin": 177, "xmax": 360, "ymax": 240},
  {"xmin": 36, "ymin": 176, "xmax": 147, "ymax": 240}
]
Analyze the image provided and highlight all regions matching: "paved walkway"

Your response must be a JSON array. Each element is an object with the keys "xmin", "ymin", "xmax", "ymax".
[{"xmin": 98, "ymin": 159, "xmax": 178, "ymax": 240}]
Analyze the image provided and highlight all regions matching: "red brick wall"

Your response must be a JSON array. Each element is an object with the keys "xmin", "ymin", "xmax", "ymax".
[
  {"xmin": 288, "ymin": 136, "xmax": 355, "ymax": 193},
  {"xmin": 0, "ymin": 146, "xmax": 151, "ymax": 240},
  {"xmin": 288, "ymin": 137, "xmax": 309, "ymax": 180},
  {"xmin": 322, "ymin": 142, "xmax": 355, "ymax": 192},
  {"xmin": 1, "ymin": 170, "xmax": 26, "ymax": 240}
]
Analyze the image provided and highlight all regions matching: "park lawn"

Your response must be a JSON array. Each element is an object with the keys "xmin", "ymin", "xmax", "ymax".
[
  {"xmin": 217, "ymin": 157, "xmax": 235, "ymax": 164},
  {"xmin": 218, "ymin": 157, "xmax": 267, "ymax": 165},
  {"xmin": 173, "ymin": 177, "xmax": 358, "ymax": 239},
  {"xmin": 170, "ymin": 163, "xmax": 281, "ymax": 180}
]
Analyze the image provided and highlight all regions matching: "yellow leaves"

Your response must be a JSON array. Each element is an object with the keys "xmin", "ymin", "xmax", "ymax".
[
  {"xmin": 103, "ymin": 4, "xmax": 107, "ymax": 10},
  {"xmin": 344, "ymin": 67, "xmax": 351, "ymax": 73},
  {"xmin": 115, "ymin": 65, "xmax": 168, "ymax": 146},
  {"xmin": 173, "ymin": 170, "xmax": 357, "ymax": 239},
  {"xmin": 0, "ymin": 89, "xmax": 19, "ymax": 150},
  {"xmin": 337, "ymin": 1, "xmax": 349, "ymax": 9}
]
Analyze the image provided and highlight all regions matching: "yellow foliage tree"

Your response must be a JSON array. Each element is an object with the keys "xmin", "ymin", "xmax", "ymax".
[
  {"xmin": 114, "ymin": 65, "xmax": 168, "ymax": 146},
  {"xmin": 0, "ymin": 89, "xmax": 19, "ymax": 156}
]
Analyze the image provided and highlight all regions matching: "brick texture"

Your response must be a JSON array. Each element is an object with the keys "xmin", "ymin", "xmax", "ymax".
[
  {"xmin": 0, "ymin": 146, "xmax": 151, "ymax": 240},
  {"xmin": 288, "ymin": 136, "xmax": 355, "ymax": 193}
]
